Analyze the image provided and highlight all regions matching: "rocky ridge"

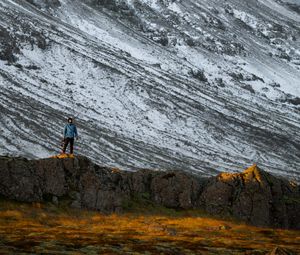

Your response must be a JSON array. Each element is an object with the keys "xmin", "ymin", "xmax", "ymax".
[{"xmin": 0, "ymin": 155, "xmax": 299, "ymax": 230}]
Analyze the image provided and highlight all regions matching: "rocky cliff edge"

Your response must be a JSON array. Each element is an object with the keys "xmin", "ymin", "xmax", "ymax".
[{"xmin": 0, "ymin": 156, "xmax": 299, "ymax": 229}]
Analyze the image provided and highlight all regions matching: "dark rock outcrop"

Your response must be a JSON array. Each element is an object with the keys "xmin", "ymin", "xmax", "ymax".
[
  {"xmin": 199, "ymin": 164, "xmax": 300, "ymax": 229},
  {"xmin": 0, "ymin": 156, "xmax": 299, "ymax": 229}
]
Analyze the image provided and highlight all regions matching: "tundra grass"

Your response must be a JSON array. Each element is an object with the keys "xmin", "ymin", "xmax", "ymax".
[{"xmin": 0, "ymin": 200, "xmax": 299, "ymax": 254}]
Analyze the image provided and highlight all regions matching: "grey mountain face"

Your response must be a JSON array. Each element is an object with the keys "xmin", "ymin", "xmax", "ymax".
[{"xmin": 0, "ymin": 0, "xmax": 299, "ymax": 179}]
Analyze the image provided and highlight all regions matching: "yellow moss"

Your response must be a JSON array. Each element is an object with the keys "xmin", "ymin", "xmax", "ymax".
[
  {"xmin": 0, "ymin": 201, "xmax": 299, "ymax": 254},
  {"xmin": 0, "ymin": 210, "xmax": 23, "ymax": 219},
  {"xmin": 50, "ymin": 154, "xmax": 75, "ymax": 159},
  {"xmin": 218, "ymin": 172, "xmax": 237, "ymax": 182}
]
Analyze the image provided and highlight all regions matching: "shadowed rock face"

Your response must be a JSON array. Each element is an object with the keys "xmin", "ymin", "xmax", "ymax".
[
  {"xmin": 0, "ymin": 156, "xmax": 299, "ymax": 229},
  {"xmin": 199, "ymin": 165, "xmax": 300, "ymax": 229}
]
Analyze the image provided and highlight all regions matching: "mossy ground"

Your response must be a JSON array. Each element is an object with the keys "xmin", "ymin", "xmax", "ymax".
[{"xmin": 0, "ymin": 199, "xmax": 299, "ymax": 254}]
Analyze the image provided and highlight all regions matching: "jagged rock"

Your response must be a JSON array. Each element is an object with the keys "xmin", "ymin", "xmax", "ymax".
[
  {"xmin": 0, "ymin": 156, "xmax": 299, "ymax": 229},
  {"xmin": 199, "ymin": 164, "xmax": 300, "ymax": 229}
]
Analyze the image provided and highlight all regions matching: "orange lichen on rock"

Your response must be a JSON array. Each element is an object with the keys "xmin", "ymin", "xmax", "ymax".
[
  {"xmin": 217, "ymin": 172, "xmax": 238, "ymax": 182},
  {"xmin": 111, "ymin": 167, "xmax": 121, "ymax": 173},
  {"xmin": 242, "ymin": 163, "xmax": 263, "ymax": 184}
]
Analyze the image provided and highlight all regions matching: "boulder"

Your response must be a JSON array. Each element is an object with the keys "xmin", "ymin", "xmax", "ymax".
[{"xmin": 199, "ymin": 164, "xmax": 300, "ymax": 229}]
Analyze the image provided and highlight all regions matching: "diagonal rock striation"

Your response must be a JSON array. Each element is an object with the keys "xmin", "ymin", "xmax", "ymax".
[{"xmin": 0, "ymin": 0, "xmax": 300, "ymax": 180}]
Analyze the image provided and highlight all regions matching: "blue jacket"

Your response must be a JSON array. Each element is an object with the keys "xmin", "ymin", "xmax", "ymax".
[{"xmin": 64, "ymin": 124, "xmax": 78, "ymax": 138}]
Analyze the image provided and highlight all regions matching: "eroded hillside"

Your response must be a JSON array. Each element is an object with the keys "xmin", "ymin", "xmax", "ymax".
[{"xmin": 0, "ymin": 0, "xmax": 300, "ymax": 179}]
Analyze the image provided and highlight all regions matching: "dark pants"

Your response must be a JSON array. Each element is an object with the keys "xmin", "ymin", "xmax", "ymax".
[{"xmin": 62, "ymin": 138, "xmax": 74, "ymax": 154}]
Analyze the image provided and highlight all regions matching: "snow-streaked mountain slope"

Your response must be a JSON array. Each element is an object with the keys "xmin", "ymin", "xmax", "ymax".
[{"xmin": 0, "ymin": 0, "xmax": 299, "ymax": 179}]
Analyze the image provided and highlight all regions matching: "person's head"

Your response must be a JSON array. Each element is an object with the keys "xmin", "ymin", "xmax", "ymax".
[{"xmin": 67, "ymin": 117, "xmax": 73, "ymax": 124}]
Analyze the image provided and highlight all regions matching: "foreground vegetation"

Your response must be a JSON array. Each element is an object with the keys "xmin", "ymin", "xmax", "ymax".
[{"xmin": 0, "ymin": 200, "xmax": 299, "ymax": 254}]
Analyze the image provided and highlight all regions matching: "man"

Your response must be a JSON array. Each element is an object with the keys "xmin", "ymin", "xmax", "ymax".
[{"xmin": 62, "ymin": 117, "xmax": 78, "ymax": 154}]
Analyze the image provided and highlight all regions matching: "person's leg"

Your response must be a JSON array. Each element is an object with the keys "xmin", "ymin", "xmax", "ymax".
[
  {"xmin": 62, "ymin": 138, "xmax": 70, "ymax": 154},
  {"xmin": 70, "ymin": 138, "xmax": 74, "ymax": 154}
]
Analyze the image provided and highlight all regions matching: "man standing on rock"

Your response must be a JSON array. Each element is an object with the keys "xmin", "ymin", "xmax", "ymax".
[{"xmin": 62, "ymin": 117, "xmax": 78, "ymax": 155}]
